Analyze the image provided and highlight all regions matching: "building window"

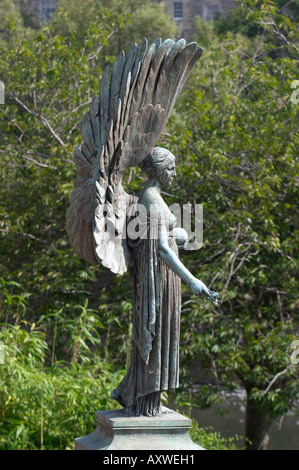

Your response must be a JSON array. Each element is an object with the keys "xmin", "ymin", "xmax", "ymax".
[
  {"xmin": 173, "ymin": 2, "xmax": 183, "ymax": 21},
  {"xmin": 39, "ymin": 1, "xmax": 57, "ymax": 22},
  {"xmin": 203, "ymin": 5, "xmax": 220, "ymax": 21}
]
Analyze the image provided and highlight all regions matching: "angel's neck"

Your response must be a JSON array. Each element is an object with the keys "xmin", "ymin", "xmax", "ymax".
[{"xmin": 145, "ymin": 178, "xmax": 162, "ymax": 193}]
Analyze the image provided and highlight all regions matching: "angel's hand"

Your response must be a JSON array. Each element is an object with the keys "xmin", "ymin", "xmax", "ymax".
[
  {"xmin": 208, "ymin": 290, "xmax": 219, "ymax": 306},
  {"xmin": 189, "ymin": 278, "xmax": 219, "ymax": 305}
]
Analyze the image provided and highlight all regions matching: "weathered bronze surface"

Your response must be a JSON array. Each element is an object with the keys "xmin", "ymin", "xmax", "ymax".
[{"xmin": 66, "ymin": 38, "xmax": 218, "ymax": 418}]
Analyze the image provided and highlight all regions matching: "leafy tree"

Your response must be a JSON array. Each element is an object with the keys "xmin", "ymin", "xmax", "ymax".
[
  {"xmin": 0, "ymin": 315, "xmax": 240, "ymax": 449},
  {"xmin": 162, "ymin": 8, "xmax": 299, "ymax": 450},
  {"xmin": 215, "ymin": 0, "xmax": 299, "ymax": 42},
  {"xmin": 0, "ymin": 8, "xmax": 138, "ymax": 450},
  {"xmin": 215, "ymin": 5, "xmax": 263, "ymax": 38},
  {"xmin": 0, "ymin": 3, "xmax": 198, "ymax": 450},
  {"xmin": 0, "ymin": 0, "xmax": 30, "ymax": 46},
  {"xmin": 239, "ymin": 0, "xmax": 299, "ymax": 57},
  {"xmin": 0, "ymin": 8, "xmax": 130, "ymax": 357},
  {"xmin": 0, "ymin": 0, "xmax": 177, "ymax": 364},
  {"xmin": 189, "ymin": 419, "xmax": 244, "ymax": 450},
  {"xmin": 106, "ymin": 0, "xmax": 177, "ymax": 54},
  {"xmin": 50, "ymin": 0, "xmax": 177, "ymax": 58},
  {"xmin": 15, "ymin": 0, "xmax": 42, "ymax": 29},
  {"xmin": 0, "ymin": 0, "xmax": 298, "ymax": 451},
  {"xmin": 0, "ymin": 317, "xmax": 124, "ymax": 449}
]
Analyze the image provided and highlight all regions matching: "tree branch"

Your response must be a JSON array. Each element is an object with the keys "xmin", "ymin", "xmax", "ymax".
[
  {"xmin": 262, "ymin": 366, "xmax": 290, "ymax": 396},
  {"xmin": 10, "ymin": 94, "xmax": 66, "ymax": 147},
  {"xmin": 0, "ymin": 149, "xmax": 56, "ymax": 169}
]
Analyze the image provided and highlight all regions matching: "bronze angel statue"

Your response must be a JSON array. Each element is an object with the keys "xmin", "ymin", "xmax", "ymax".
[{"xmin": 66, "ymin": 38, "xmax": 219, "ymax": 418}]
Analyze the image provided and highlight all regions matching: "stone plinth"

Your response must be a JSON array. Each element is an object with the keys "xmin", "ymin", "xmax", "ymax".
[{"xmin": 74, "ymin": 409, "xmax": 204, "ymax": 450}]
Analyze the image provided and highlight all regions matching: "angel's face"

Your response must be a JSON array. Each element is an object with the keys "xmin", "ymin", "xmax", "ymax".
[{"xmin": 157, "ymin": 159, "xmax": 176, "ymax": 187}]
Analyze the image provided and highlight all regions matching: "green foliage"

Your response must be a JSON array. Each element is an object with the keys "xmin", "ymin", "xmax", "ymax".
[
  {"xmin": 106, "ymin": 0, "xmax": 177, "ymax": 55},
  {"xmin": 190, "ymin": 419, "xmax": 244, "ymax": 450},
  {"xmin": 215, "ymin": 5, "xmax": 263, "ymax": 38},
  {"xmin": 0, "ymin": 321, "xmax": 124, "ymax": 450},
  {"xmin": 238, "ymin": 0, "xmax": 299, "ymax": 57},
  {"xmin": 49, "ymin": 0, "xmax": 130, "ymax": 58},
  {"xmin": 0, "ymin": 0, "xmax": 31, "ymax": 46},
  {"xmin": 162, "ymin": 1, "xmax": 299, "ymax": 443},
  {"xmin": 50, "ymin": 0, "xmax": 177, "ymax": 58},
  {"xmin": 0, "ymin": 16, "xmax": 116, "ymax": 309},
  {"xmin": 0, "ymin": 0, "xmax": 298, "ymax": 451},
  {"xmin": 0, "ymin": 319, "xmax": 237, "ymax": 450}
]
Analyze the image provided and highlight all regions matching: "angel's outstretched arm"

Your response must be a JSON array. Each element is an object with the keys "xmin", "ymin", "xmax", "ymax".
[{"xmin": 158, "ymin": 223, "xmax": 218, "ymax": 304}]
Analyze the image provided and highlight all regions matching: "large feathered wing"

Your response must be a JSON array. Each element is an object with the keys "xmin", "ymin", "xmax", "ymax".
[{"xmin": 66, "ymin": 38, "xmax": 203, "ymax": 275}]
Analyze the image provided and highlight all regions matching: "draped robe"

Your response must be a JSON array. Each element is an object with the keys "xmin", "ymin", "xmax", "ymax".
[{"xmin": 111, "ymin": 208, "xmax": 181, "ymax": 412}]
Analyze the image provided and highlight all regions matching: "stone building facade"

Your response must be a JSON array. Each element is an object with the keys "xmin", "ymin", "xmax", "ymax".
[
  {"xmin": 38, "ymin": 0, "xmax": 58, "ymax": 22},
  {"xmin": 154, "ymin": 0, "xmax": 236, "ymax": 40},
  {"xmin": 18, "ymin": 0, "xmax": 236, "ymax": 38},
  {"xmin": 17, "ymin": 0, "xmax": 58, "ymax": 26}
]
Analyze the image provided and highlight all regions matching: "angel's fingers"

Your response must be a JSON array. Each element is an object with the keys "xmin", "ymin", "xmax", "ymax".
[
  {"xmin": 209, "ymin": 292, "xmax": 219, "ymax": 304},
  {"xmin": 204, "ymin": 287, "xmax": 212, "ymax": 297}
]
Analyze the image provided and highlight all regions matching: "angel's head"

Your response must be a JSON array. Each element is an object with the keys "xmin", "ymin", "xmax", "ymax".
[{"xmin": 139, "ymin": 147, "xmax": 176, "ymax": 187}]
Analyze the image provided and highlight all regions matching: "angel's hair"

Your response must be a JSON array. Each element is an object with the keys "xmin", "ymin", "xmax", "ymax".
[{"xmin": 139, "ymin": 147, "xmax": 175, "ymax": 178}]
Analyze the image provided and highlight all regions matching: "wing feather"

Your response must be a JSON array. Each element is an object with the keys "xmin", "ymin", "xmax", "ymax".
[
  {"xmin": 119, "ymin": 44, "xmax": 137, "ymax": 106},
  {"xmin": 99, "ymin": 66, "xmax": 110, "ymax": 147},
  {"xmin": 89, "ymin": 96, "xmax": 101, "ymax": 148},
  {"xmin": 73, "ymin": 147, "xmax": 92, "ymax": 178},
  {"xmin": 109, "ymin": 51, "xmax": 125, "ymax": 120},
  {"xmin": 66, "ymin": 37, "xmax": 203, "ymax": 274},
  {"xmin": 80, "ymin": 142, "xmax": 93, "ymax": 165},
  {"xmin": 80, "ymin": 113, "xmax": 95, "ymax": 156}
]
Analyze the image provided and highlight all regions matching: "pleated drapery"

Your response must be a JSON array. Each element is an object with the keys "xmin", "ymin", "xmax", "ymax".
[{"xmin": 111, "ymin": 225, "xmax": 181, "ymax": 411}]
